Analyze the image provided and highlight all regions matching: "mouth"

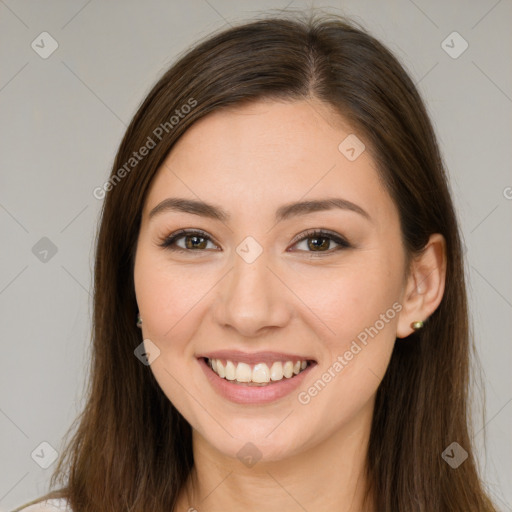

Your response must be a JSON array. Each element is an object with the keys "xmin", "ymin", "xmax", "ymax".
[
  {"xmin": 196, "ymin": 351, "xmax": 317, "ymax": 404},
  {"xmin": 203, "ymin": 357, "xmax": 313, "ymax": 386}
]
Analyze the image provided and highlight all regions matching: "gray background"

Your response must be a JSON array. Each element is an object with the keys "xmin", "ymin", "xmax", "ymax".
[{"xmin": 1, "ymin": 0, "xmax": 511, "ymax": 510}]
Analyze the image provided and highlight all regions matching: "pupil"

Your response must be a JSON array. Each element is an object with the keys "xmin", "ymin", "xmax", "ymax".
[
  {"xmin": 186, "ymin": 236, "xmax": 206, "ymax": 250},
  {"xmin": 309, "ymin": 237, "xmax": 328, "ymax": 251}
]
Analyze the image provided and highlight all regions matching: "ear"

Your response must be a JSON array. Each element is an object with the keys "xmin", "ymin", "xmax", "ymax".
[{"xmin": 396, "ymin": 233, "xmax": 447, "ymax": 338}]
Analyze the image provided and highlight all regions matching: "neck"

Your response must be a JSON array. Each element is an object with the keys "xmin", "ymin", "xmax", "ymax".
[{"xmin": 175, "ymin": 399, "xmax": 376, "ymax": 512}]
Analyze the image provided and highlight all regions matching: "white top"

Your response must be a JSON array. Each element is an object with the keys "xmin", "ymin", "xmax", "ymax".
[{"xmin": 17, "ymin": 498, "xmax": 72, "ymax": 512}]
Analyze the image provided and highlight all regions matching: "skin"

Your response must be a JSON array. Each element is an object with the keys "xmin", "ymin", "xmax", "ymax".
[{"xmin": 133, "ymin": 98, "xmax": 446, "ymax": 512}]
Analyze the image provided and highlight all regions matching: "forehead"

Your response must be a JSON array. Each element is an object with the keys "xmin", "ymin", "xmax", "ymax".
[
  {"xmin": 143, "ymin": 99, "xmax": 394, "ymax": 224},
  {"xmin": 163, "ymin": 99, "xmax": 356, "ymax": 174}
]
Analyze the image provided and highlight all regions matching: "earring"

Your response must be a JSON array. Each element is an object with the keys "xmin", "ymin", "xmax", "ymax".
[
  {"xmin": 136, "ymin": 313, "xmax": 143, "ymax": 327},
  {"xmin": 411, "ymin": 320, "xmax": 424, "ymax": 330}
]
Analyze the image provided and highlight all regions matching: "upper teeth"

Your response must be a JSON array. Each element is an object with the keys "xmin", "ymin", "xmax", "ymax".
[{"xmin": 207, "ymin": 358, "xmax": 308, "ymax": 384}]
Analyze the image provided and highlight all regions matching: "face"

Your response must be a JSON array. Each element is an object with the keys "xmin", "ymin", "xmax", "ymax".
[{"xmin": 133, "ymin": 98, "xmax": 409, "ymax": 462}]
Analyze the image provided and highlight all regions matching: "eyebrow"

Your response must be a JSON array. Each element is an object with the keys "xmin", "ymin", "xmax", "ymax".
[{"xmin": 148, "ymin": 197, "xmax": 371, "ymax": 223}]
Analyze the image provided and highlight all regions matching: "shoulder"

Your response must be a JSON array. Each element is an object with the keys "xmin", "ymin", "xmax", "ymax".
[{"xmin": 15, "ymin": 498, "xmax": 72, "ymax": 512}]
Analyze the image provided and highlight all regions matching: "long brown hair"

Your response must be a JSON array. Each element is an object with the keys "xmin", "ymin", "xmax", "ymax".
[{"xmin": 16, "ymin": 11, "xmax": 497, "ymax": 512}]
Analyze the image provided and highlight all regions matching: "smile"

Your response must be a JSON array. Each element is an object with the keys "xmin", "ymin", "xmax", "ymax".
[
  {"xmin": 197, "ymin": 351, "xmax": 317, "ymax": 404},
  {"xmin": 205, "ymin": 357, "xmax": 309, "ymax": 386}
]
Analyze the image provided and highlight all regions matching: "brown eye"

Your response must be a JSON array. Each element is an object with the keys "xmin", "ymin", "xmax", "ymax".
[
  {"xmin": 159, "ymin": 228, "xmax": 350, "ymax": 255},
  {"xmin": 183, "ymin": 234, "xmax": 208, "ymax": 250},
  {"xmin": 159, "ymin": 229, "xmax": 218, "ymax": 252},
  {"xmin": 290, "ymin": 229, "xmax": 351, "ymax": 254}
]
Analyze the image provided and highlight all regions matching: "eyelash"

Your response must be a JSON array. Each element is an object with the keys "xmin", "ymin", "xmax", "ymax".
[{"xmin": 158, "ymin": 228, "xmax": 351, "ymax": 256}]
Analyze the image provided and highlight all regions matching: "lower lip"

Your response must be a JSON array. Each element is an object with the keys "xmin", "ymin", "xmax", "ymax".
[{"xmin": 198, "ymin": 357, "xmax": 315, "ymax": 405}]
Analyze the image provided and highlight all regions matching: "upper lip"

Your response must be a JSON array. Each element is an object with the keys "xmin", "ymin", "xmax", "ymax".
[{"xmin": 197, "ymin": 350, "xmax": 316, "ymax": 365}]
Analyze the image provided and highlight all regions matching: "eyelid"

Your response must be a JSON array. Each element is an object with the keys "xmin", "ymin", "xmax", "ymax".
[
  {"xmin": 158, "ymin": 228, "xmax": 220, "ymax": 251},
  {"xmin": 159, "ymin": 228, "xmax": 351, "ymax": 254},
  {"xmin": 288, "ymin": 228, "xmax": 350, "ymax": 249}
]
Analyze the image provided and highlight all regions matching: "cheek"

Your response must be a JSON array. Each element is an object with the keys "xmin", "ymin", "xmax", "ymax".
[
  {"xmin": 134, "ymin": 249, "xmax": 219, "ymax": 360},
  {"xmin": 291, "ymin": 255, "xmax": 403, "ymax": 346},
  {"xmin": 133, "ymin": 250, "xmax": 209, "ymax": 419},
  {"xmin": 291, "ymin": 265, "xmax": 401, "ymax": 436}
]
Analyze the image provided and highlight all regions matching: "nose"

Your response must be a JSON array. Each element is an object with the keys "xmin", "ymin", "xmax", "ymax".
[{"xmin": 212, "ymin": 248, "xmax": 292, "ymax": 338}]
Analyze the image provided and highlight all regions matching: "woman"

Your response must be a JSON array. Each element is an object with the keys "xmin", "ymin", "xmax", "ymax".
[{"xmin": 15, "ymin": 11, "xmax": 498, "ymax": 512}]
